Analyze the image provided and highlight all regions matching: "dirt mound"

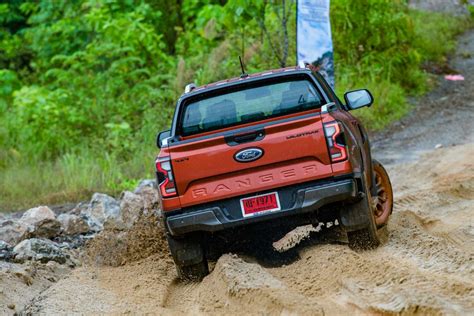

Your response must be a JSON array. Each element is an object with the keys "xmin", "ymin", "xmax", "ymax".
[
  {"xmin": 162, "ymin": 254, "xmax": 324, "ymax": 315},
  {"xmin": 85, "ymin": 213, "xmax": 170, "ymax": 267},
  {"xmin": 24, "ymin": 254, "xmax": 176, "ymax": 314}
]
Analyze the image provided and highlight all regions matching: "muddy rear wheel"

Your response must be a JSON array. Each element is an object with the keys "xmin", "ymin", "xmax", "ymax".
[
  {"xmin": 346, "ymin": 196, "xmax": 388, "ymax": 250},
  {"xmin": 347, "ymin": 160, "xmax": 392, "ymax": 250},
  {"xmin": 372, "ymin": 160, "xmax": 393, "ymax": 227},
  {"xmin": 166, "ymin": 234, "xmax": 209, "ymax": 281}
]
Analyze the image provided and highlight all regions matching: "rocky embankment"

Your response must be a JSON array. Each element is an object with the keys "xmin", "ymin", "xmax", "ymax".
[{"xmin": 0, "ymin": 179, "xmax": 161, "ymax": 314}]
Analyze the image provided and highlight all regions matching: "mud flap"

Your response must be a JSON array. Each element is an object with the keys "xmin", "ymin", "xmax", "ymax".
[
  {"xmin": 167, "ymin": 234, "xmax": 205, "ymax": 266},
  {"xmin": 339, "ymin": 193, "xmax": 372, "ymax": 232}
]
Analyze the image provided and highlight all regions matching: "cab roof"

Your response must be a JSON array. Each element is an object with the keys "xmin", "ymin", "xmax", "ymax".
[{"xmin": 181, "ymin": 66, "xmax": 311, "ymax": 98}]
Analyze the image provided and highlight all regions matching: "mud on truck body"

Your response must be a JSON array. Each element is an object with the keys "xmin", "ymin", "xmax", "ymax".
[{"xmin": 155, "ymin": 65, "xmax": 393, "ymax": 280}]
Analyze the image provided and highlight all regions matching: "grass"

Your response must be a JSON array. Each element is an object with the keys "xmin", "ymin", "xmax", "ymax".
[
  {"xmin": 0, "ymin": 149, "xmax": 155, "ymax": 212},
  {"xmin": 410, "ymin": 10, "xmax": 472, "ymax": 63},
  {"xmin": 0, "ymin": 9, "xmax": 472, "ymax": 213}
]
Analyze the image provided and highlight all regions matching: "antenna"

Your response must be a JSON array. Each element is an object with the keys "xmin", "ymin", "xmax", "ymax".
[
  {"xmin": 298, "ymin": 61, "xmax": 307, "ymax": 69},
  {"xmin": 239, "ymin": 56, "xmax": 248, "ymax": 78},
  {"xmin": 184, "ymin": 83, "xmax": 196, "ymax": 93}
]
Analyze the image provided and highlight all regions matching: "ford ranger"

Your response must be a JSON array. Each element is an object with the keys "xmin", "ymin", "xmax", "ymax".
[{"xmin": 155, "ymin": 64, "xmax": 393, "ymax": 280}]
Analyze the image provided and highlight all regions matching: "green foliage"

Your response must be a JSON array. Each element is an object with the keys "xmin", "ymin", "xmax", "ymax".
[
  {"xmin": 2, "ymin": 1, "xmax": 176, "ymax": 161},
  {"xmin": 468, "ymin": 5, "xmax": 474, "ymax": 18},
  {"xmin": 0, "ymin": 69, "xmax": 20, "ymax": 102},
  {"xmin": 410, "ymin": 10, "xmax": 471, "ymax": 63},
  {"xmin": 332, "ymin": 0, "xmax": 422, "ymax": 90},
  {"xmin": 332, "ymin": 2, "xmax": 471, "ymax": 128},
  {"xmin": 0, "ymin": 0, "xmax": 471, "ymax": 211},
  {"xmin": 9, "ymin": 86, "xmax": 77, "ymax": 157}
]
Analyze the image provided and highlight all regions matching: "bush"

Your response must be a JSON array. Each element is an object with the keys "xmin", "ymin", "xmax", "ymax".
[{"xmin": 410, "ymin": 10, "xmax": 471, "ymax": 63}]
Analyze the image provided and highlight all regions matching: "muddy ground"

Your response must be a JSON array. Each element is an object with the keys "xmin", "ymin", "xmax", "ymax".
[{"xmin": 2, "ymin": 29, "xmax": 474, "ymax": 316}]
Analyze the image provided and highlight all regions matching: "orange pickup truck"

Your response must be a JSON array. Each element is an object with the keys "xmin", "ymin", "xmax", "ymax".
[{"xmin": 156, "ymin": 65, "xmax": 393, "ymax": 280}]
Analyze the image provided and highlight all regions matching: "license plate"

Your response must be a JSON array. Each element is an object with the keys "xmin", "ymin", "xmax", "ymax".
[{"xmin": 240, "ymin": 192, "xmax": 281, "ymax": 217}]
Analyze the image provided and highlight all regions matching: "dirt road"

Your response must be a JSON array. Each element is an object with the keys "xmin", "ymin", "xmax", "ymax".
[{"xmin": 17, "ymin": 31, "xmax": 474, "ymax": 315}]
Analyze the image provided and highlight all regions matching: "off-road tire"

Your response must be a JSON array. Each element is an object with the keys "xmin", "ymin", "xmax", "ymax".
[
  {"xmin": 347, "ymin": 160, "xmax": 392, "ymax": 250},
  {"xmin": 176, "ymin": 262, "xmax": 209, "ymax": 282},
  {"xmin": 372, "ymin": 159, "xmax": 393, "ymax": 227},
  {"xmin": 166, "ymin": 234, "xmax": 209, "ymax": 281},
  {"xmin": 347, "ymin": 221, "xmax": 388, "ymax": 250}
]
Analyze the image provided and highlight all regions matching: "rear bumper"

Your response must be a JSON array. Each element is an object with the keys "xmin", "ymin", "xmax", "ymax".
[{"xmin": 166, "ymin": 178, "xmax": 357, "ymax": 236}]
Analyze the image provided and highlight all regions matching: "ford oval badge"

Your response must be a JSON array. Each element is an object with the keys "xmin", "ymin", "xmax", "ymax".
[{"xmin": 234, "ymin": 148, "xmax": 264, "ymax": 163}]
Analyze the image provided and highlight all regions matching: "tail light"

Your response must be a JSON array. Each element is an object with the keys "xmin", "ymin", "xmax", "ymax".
[
  {"xmin": 155, "ymin": 156, "xmax": 177, "ymax": 197},
  {"xmin": 324, "ymin": 121, "xmax": 347, "ymax": 162}
]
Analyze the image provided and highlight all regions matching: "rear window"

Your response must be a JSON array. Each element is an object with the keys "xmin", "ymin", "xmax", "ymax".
[{"xmin": 179, "ymin": 79, "xmax": 324, "ymax": 136}]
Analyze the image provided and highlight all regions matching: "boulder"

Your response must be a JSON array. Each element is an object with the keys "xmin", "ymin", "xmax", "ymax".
[
  {"xmin": 19, "ymin": 206, "xmax": 61, "ymax": 239},
  {"xmin": 134, "ymin": 179, "xmax": 160, "ymax": 211},
  {"xmin": 134, "ymin": 179, "xmax": 156, "ymax": 190},
  {"xmin": 0, "ymin": 240, "xmax": 13, "ymax": 261},
  {"xmin": 20, "ymin": 206, "xmax": 55, "ymax": 225},
  {"xmin": 57, "ymin": 214, "xmax": 90, "ymax": 235},
  {"xmin": 13, "ymin": 238, "xmax": 67, "ymax": 264},
  {"xmin": 0, "ymin": 219, "xmax": 27, "ymax": 245},
  {"xmin": 81, "ymin": 193, "xmax": 121, "ymax": 231},
  {"xmin": 117, "ymin": 191, "xmax": 144, "ymax": 229},
  {"xmin": 0, "ymin": 240, "xmax": 11, "ymax": 251},
  {"xmin": 25, "ymin": 220, "xmax": 61, "ymax": 239}
]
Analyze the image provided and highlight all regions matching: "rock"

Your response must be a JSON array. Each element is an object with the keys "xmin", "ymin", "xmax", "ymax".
[
  {"xmin": 13, "ymin": 238, "xmax": 67, "ymax": 264},
  {"xmin": 49, "ymin": 203, "xmax": 77, "ymax": 215},
  {"xmin": 57, "ymin": 214, "xmax": 90, "ymax": 235},
  {"xmin": 81, "ymin": 193, "xmax": 121, "ymax": 231},
  {"xmin": 135, "ymin": 179, "xmax": 156, "ymax": 190},
  {"xmin": 67, "ymin": 255, "xmax": 81, "ymax": 268},
  {"xmin": 118, "ymin": 191, "xmax": 144, "ymax": 229},
  {"xmin": 0, "ymin": 219, "xmax": 27, "ymax": 245},
  {"xmin": 435, "ymin": 143, "xmax": 443, "ymax": 149},
  {"xmin": 134, "ymin": 179, "xmax": 160, "ymax": 211},
  {"xmin": 0, "ymin": 240, "xmax": 13, "ymax": 261},
  {"xmin": 0, "ymin": 240, "xmax": 11, "ymax": 251},
  {"xmin": 25, "ymin": 220, "xmax": 61, "ymax": 239},
  {"xmin": 20, "ymin": 206, "xmax": 55, "ymax": 226},
  {"xmin": 80, "ymin": 187, "xmax": 158, "ymax": 231},
  {"xmin": 52, "ymin": 233, "xmax": 91, "ymax": 250},
  {"xmin": 68, "ymin": 201, "xmax": 89, "ymax": 216},
  {"xmin": 19, "ymin": 206, "xmax": 61, "ymax": 239}
]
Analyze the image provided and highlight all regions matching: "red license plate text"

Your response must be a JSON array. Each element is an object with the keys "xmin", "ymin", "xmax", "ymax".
[{"xmin": 240, "ymin": 192, "xmax": 281, "ymax": 217}]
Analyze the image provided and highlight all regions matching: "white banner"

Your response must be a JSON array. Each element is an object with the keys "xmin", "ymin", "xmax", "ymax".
[{"xmin": 297, "ymin": 0, "xmax": 334, "ymax": 88}]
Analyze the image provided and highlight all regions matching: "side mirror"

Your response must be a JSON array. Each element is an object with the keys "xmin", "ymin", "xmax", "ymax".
[
  {"xmin": 156, "ymin": 130, "xmax": 171, "ymax": 148},
  {"xmin": 344, "ymin": 89, "xmax": 374, "ymax": 110}
]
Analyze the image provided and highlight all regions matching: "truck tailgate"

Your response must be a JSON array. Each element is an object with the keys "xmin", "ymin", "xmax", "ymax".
[{"xmin": 168, "ymin": 113, "xmax": 333, "ymax": 208}]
